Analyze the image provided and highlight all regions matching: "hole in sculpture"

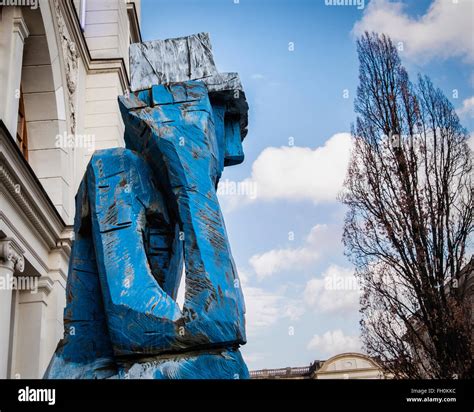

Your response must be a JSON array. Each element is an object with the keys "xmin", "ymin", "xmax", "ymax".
[{"xmin": 176, "ymin": 263, "xmax": 186, "ymax": 311}]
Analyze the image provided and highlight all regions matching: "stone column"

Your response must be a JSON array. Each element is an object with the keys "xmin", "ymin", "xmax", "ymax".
[
  {"xmin": 14, "ymin": 278, "xmax": 52, "ymax": 379},
  {"xmin": 0, "ymin": 239, "xmax": 24, "ymax": 379}
]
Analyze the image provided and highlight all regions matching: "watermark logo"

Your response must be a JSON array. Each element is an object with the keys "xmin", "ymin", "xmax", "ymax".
[
  {"xmin": 382, "ymin": 128, "xmax": 449, "ymax": 149},
  {"xmin": 0, "ymin": 273, "xmax": 38, "ymax": 294},
  {"xmin": 18, "ymin": 386, "xmax": 55, "ymax": 406},
  {"xmin": 325, "ymin": 0, "xmax": 365, "ymax": 10},
  {"xmin": 217, "ymin": 179, "xmax": 258, "ymax": 200},
  {"xmin": 55, "ymin": 132, "xmax": 96, "ymax": 152},
  {"xmin": 0, "ymin": 0, "xmax": 39, "ymax": 10},
  {"xmin": 325, "ymin": 273, "xmax": 359, "ymax": 291}
]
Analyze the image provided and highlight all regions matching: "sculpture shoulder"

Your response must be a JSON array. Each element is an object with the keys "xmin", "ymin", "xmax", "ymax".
[
  {"xmin": 88, "ymin": 147, "xmax": 143, "ymax": 164},
  {"xmin": 86, "ymin": 148, "xmax": 150, "ymax": 179}
]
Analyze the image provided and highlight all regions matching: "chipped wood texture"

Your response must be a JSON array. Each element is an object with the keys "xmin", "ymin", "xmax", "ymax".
[{"xmin": 45, "ymin": 34, "xmax": 250, "ymax": 379}]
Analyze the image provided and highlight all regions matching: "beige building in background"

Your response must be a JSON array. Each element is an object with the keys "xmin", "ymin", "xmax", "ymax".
[
  {"xmin": 250, "ymin": 353, "xmax": 386, "ymax": 380},
  {"xmin": 0, "ymin": 0, "xmax": 141, "ymax": 379}
]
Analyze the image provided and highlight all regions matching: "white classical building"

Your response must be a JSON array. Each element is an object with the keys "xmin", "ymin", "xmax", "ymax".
[{"xmin": 0, "ymin": 0, "xmax": 141, "ymax": 379}]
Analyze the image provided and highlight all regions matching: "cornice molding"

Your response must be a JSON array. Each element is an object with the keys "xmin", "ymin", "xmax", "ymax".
[
  {"xmin": 12, "ymin": 15, "xmax": 30, "ymax": 43},
  {"xmin": 0, "ymin": 121, "xmax": 68, "ymax": 250},
  {"xmin": 38, "ymin": 275, "xmax": 55, "ymax": 296},
  {"xmin": 0, "ymin": 161, "xmax": 58, "ymax": 248}
]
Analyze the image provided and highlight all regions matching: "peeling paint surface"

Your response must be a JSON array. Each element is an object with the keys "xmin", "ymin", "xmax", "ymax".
[{"xmin": 45, "ymin": 34, "xmax": 250, "ymax": 379}]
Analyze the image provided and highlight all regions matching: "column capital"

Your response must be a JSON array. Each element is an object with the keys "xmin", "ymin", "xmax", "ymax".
[
  {"xmin": 12, "ymin": 15, "xmax": 29, "ymax": 44},
  {"xmin": 0, "ymin": 238, "xmax": 25, "ymax": 273}
]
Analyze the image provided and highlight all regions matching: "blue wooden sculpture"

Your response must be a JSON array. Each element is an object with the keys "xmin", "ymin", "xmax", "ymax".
[{"xmin": 44, "ymin": 33, "xmax": 249, "ymax": 379}]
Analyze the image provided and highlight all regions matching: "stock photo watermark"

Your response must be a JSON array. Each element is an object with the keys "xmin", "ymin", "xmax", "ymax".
[
  {"xmin": 0, "ymin": 0, "xmax": 38, "ymax": 9},
  {"xmin": 325, "ymin": 0, "xmax": 365, "ymax": 10},
  {"xmin": 0, "ymin": 273, "xmax": 38, "ymax": 294},
  {"xmin": 217, "ymin": 179, "xmax": 258, "ymax": 200},
  {"xmin": 325, "ymin": 273, "xmax": 359, "ymax": 291},
  {"xmin": 55, "ymin": 132, "xmax": 96, "ymax": 151},
  {"xmin": 383, "ymin": 127, "xmax": 453, "ymax": 149},
  {"xmin": 18, "ymin": 386, "xmax": 56, "ymax": 406}
]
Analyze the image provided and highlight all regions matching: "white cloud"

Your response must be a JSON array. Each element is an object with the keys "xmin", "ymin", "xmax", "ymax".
[
  {"xmin": 307, "ymin": 329, "xmax": 362, "ymax": 357},
  {"xmin": 249, "ymin": 224, "xmax": 343, "ymax": 280},
  {"xmin": 243, "ymin": 286, "xmax": 282, "ymax": 334},
  {"xmin": 176, "ymin": 266, "xmax": 186, "ymax": 310},
  {"xmin": 219, "ymin": 133, "xmax": 352, "ymax": 212},
  {"xmin": 250, "ymin": 247, "xmax": 316, "ymax": 281},
  {"xmin": 304, "ymin": 265, "xmax": 360, "ymax": 314},
  {"xmin": 242, "ymin": 285, "xmax": 304, "ymax": 337},
  {"xmin": 457, "ymin": 96, "xmax": 474, "ymax": 119},
  {"xmin": 239, "ymin": 268, "xmax": 304, "ymax": 337},
  {"xmin": 248, "ymin": 133, "xmax": 352, "ymax": 204},
  {"xmin": 353, "ymin": 0, "xmax": 474, "ymax": 63}
]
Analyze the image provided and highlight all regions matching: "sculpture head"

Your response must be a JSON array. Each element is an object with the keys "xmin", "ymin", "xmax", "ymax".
[
  {"xmin": 120, "ymin": 33, "xmax": 249, "ymax": 184},
  {"xmin": 119, "ymin": 84, "xmax": 246, "ymax": 188}
]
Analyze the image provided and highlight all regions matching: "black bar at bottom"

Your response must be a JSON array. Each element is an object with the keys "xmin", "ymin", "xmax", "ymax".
[{"xmin": 0, "ymin": 379, "xmax": 470, "ymax": 409}]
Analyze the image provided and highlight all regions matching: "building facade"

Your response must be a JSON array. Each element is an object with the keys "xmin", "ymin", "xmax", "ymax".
[
  {"xmin": 0, "ymin": 0, "xmax": 141, "ymax": 379},
  {"xmin": 250, "ymin": 353, "xmax": 386, "ymax": 380}
]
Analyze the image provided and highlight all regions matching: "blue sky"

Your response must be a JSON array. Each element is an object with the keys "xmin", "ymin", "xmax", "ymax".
[{"xmin": 140, "ymin": 0, "xmax": 474, "ymax": 370}]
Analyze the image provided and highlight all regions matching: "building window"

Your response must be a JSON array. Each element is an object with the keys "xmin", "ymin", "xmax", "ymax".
[{"xmin": 16, "ymin": 86, "xmax": 28, "ymax": 160}]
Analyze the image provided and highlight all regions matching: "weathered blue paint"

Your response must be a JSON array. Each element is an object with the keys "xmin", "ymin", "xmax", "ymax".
[
  {"xmin": 45, "ymin": 34, "xmax": 250, "ymax": 379},
  {"xmin": 118, "ymin": 348, "xmax": 248, "ymax": 379},
  {"xmin": 44, "ymin": 179, "xmax": 117, "ymax": 379}
]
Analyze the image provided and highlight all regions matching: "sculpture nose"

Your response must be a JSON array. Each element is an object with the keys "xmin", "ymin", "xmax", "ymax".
[{"xmin": 224, "ymin": 115, "xmax": 245, "ymax": 166}]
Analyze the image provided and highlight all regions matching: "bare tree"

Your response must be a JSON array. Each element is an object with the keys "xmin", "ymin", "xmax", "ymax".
[{"xmin": 341, "ymin": 32, "xmax": 473, "ymax": 379}]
